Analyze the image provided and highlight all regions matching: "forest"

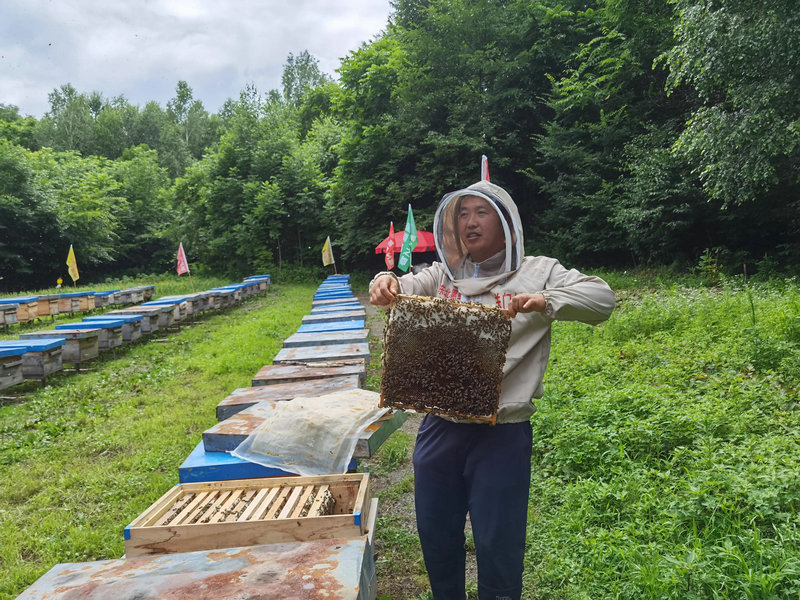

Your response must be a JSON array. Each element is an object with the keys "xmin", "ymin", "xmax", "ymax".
[{"xmin": 1, "ymin": 0, "xmax": 798, "ymax": 291}]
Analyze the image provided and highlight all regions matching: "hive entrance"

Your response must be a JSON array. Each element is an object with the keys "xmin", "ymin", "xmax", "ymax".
[{"xmin": 380, "ymin": 294, "xmax": 511, "ymax": 424}]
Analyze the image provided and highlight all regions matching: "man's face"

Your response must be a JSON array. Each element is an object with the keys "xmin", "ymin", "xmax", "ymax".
[{"xmin": 457, "ymin": 195, "xmax": 506, "ymax": 263}]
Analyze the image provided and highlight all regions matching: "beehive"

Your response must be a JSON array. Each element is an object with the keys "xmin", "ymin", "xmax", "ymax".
[
  {"xmin": 57, "ymin": 293, "xmax": 82, "ymax": 314},
  {"xmin": 0, "ymin": 348, "xmax": 25, "ymax": 390},
  {"xmin": 35, "ymin": 295, "xmax": 60, "ymax": 317},
  {"xmin": 20, "ymin": 329, "xmax": 99, "ymax": 365},
  {"xmin": 381, "ymin": 294, "xmax": 511, "ymax": 424},
  {"xmin": 124, "ymin": 473, "xmax": 371, "ymax": 557},
  {"xmin": 0, "ymin": 304, "xmax": 18, "ymax": 327},
  {"xmin": 12, "ymin": 298, "xmax": 39, "ymax": 322},
  {"xmin": 19, "ymin": 537, "xmax": 374, "ymax": 600}
]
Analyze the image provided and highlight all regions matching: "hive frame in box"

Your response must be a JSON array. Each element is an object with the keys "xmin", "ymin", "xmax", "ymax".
[
  {"xmin": 124, "ymin": 473, "xmax": 371, "ymax": 557},
  {"xmin": 380, "ymin": 294, "xmax": 511, "ymax": 425}
]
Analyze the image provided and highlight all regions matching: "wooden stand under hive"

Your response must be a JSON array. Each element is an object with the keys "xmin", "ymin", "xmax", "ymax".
[
  {"xmin": 124, "ymin": 473, "xmax": 371, "ymax": 557},
  {"xmin": 381, "ymin": 294, "xmax": 511, "ymax": 424}
]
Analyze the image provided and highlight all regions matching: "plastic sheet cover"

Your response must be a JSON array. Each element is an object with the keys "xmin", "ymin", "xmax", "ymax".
[{"xmin": 231, "ymin": 389, "xmax": 389, "ymax": 476}]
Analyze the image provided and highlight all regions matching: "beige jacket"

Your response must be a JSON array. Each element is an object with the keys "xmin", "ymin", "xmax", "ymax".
[{"xmin": 372, "ymin": 181, "xmax": 615, "ymax": 423}]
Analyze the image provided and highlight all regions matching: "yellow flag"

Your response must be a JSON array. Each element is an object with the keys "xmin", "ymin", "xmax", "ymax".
[
  {"xmin": 66, "ymin": 245, "xmax": 80, "ymax": 282},
  {"xmin": 321, "ymin": 236, "xmax": 335, "ymax": 266}
]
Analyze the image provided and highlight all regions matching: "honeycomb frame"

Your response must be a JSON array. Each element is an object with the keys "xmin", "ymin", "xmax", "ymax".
[{"xmin": 380, "ymin": 294, "xmax": 511, "ymax": 424}]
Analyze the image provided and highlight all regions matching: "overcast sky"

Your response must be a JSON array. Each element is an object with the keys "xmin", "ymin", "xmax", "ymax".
[{"xmin": 0, "ymin": 0, "xmax": 393, "ymax": 118}]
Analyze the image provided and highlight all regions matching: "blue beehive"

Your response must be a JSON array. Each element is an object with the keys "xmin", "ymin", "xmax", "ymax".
[
  {"xmin": 83, "ymin": 314, "xmax": 144, "ymax": 342},
  {"xmin": 57, "ymin": 321, "xmax": 124, "ymax": 350},
  {"xmin": 0, "ymin": 337, "xmax": 66, "ymax": 381},
  {"xmin": 0, "ymin": 344, "xmax": 26, "ymax": 390}
]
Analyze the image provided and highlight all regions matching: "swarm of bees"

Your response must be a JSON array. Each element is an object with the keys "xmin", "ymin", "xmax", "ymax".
[{"xmin": 381, "ymin": 294, "xmax": 511, "ymax": 423}]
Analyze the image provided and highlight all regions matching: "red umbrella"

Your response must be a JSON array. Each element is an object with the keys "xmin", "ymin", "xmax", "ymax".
[{"xmin": 375, "ymin": 230, "xmax": 436, "ymax": 254}]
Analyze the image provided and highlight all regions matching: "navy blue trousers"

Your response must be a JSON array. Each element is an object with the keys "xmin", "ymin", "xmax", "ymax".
[{"xmin": 413, "ymin": 414, "xmax": 533, "ymax": 600}]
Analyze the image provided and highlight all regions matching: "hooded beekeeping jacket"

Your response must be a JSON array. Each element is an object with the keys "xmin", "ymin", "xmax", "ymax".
[{"xmin": 371, "ymin": 180, "xmax": 615, "ymax": 423}]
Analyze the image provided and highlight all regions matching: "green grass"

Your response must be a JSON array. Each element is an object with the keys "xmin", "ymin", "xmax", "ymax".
[
  {"xmin": 0, "ymin": 281, "xmax": 314, "ymax": 599},
  {"xmin": 3, "ymin": 273, "xmax": 800, "ymax": 599},
  {"xmin": 525, "ymin": 278, "xmax": 800, "ymax": 599}
]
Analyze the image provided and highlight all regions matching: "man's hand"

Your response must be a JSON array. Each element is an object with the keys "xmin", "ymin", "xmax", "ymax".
[
  {"xmin": 369, "ymin": 275, "xmax": 399, "ymax": 306},
  {"xmin": 506, "ymin": 293, "xmax": 546, "ymax": 318}
]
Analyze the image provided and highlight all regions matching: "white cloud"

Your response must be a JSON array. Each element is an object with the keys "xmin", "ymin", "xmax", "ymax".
[{"xmin": 0, "ymin": 0, "xmax": 392, "ymax": 117}]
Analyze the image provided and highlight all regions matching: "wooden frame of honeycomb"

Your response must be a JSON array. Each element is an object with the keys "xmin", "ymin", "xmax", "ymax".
[
  {"xmin": 380, "ymin": 294, "xmax": 511, "ymax": 424},
  {"xmin": 124, "ymin": 473, "xmax": 370, "ymax": 557}
]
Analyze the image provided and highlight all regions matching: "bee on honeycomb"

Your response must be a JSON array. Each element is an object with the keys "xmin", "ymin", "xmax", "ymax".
[{"xmin": 380, "ymin": 294, "xmax": 511, "ymax": 423}]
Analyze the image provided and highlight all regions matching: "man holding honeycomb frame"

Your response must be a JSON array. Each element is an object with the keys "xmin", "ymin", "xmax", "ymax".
[{"xmin": 370, "ymin": 180, "xmax": 615, "ymax": 600}]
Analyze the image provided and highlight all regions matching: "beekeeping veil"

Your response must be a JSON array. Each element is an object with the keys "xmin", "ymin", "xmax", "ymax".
[{"xmin": 433, "ymin": 180, "xmax": 524, "ymax": 297}]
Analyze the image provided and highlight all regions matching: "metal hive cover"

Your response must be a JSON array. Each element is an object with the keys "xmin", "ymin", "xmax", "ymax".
[{"xmin": 381, "ymin": 294, "xmax": 511, "ymax": 423}]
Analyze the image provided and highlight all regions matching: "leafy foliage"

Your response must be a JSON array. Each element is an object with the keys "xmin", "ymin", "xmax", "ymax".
[
  {"xmin": 2, "ymin": 2, "xmax": 800, "ymax": 285},
  {"xmin": 661, "ymin": 0, "xmax": 800, "ymax": 204}
]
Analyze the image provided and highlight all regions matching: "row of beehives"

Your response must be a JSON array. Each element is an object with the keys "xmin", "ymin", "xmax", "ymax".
[
  {"xmin": 0, "ymin": 275, "xmax": 272, "ymax": 392},
  {"xmin": 177, "ymin": 272, "xmax": 405, "ymax": 488},
  {"xmin": 0, "ymin": 285, "xmax": 156, "ymax": 326},
  {"xmin": 16, "ymin": 274, "xmax": 383, "ymax": 599}
]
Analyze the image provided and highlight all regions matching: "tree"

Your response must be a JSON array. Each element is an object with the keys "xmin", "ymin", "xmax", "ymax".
[
  {"xmin": 93, "ymin": 103, "xmax": 128, "ymax": 159},
  {"xmin": 281, "ymin": 51, "xmax": 332, "ymax": 108},
  {"xmin": 0, "ymin": 104, "xmax": 38, "ymax": 150},
  {"xmin": 164, "ymin": 81, "xmax": 221, "ymax": 170},
  {"xmin": 660, "ymin": 0, "xmax": 800, "ymax": 245},
  {"xmin": 534, "ymin": 0, "xmax": 682, "ymax": 265},
  {"xmin": 108, "ymin": 145, "xmax": 171, "ymax": 272},
  {"xmin": 328, "ymin": 36, "xmax": 408, "ymax": 261},
  {"xmin": 36, "ymin": 84, "xmax": 95, "ymax": 155},
  {"xmin": 135, "ymin": 101, "xmax": 168, "ymax": 152},
  {"xmin": 30, "ymin": 149, "xmax": 126, "ymax": 265},
  {"xmin": 166, "ymin": 81, "xmax": 194, "ymax": 133},
  {"xmin": 0, "ymin": 140, "xmax": 62, "ymax": 288}
]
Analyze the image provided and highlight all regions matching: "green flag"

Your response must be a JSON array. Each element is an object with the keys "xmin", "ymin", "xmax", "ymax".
[{"xmin": 397, "ymin": 204, "xmax": 417, "ymax": 272}]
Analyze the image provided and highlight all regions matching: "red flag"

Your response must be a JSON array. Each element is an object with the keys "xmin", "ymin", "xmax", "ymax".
[
  {"xmin": 481, "ymin": 154, "xmax": 490, "ymax": 181},
  {"xmin": 385, "ymin": 222, "xmax": 396, "ymax": 269},
  {"xmin": 176, "ymin": 242, "xmax": 190, "ymax": 275}
]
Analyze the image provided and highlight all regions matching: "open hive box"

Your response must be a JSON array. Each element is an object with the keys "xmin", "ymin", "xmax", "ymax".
[
  {"xmin": 381, "ymin": 294, "xmax": 512, "ymax": 424},
  {"xmin": 124, "ymin": 473, "xmax": 371, "ymax": 557}
]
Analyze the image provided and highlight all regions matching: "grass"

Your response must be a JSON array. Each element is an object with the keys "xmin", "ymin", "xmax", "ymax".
[
  {"xmin": 2, "ymin": 272, "xmax": 800, "ymax": 599},
  {"xmin": 0, "ymin": 280, "xmax": 314, "ymax": 599},
  {"xmin": 525, "ymin": 278, "xmax": 800, "ymax": 599}
]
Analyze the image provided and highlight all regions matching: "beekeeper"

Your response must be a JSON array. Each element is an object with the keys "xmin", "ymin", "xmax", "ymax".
[{"xmin": 369, "ymin": 180, "xmax": 615, "ymax": 600}]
